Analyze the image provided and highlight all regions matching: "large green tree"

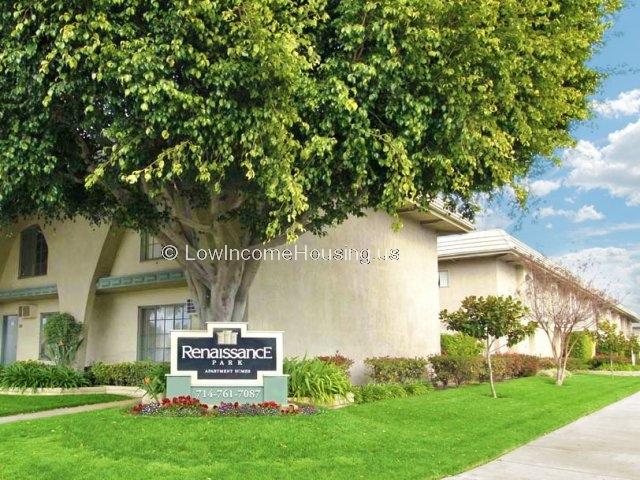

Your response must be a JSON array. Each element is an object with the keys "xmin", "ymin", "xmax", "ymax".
[{"xmin": 0, "ymin": 0, "xmax": 619, "ymax": 323}]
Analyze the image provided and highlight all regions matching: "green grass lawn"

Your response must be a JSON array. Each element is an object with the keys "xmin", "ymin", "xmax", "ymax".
[
  {"xmin": 0, "ymin": 394, "xmax": 130, "ymax": 417},
  {"xmin": 0, "ymin": 375, "xmax": 638, "ymax": 480}
]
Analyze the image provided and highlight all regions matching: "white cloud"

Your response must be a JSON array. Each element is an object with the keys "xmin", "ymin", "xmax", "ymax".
[
  {"xmin": 573, "ymin": 205, "xmax": 605, "ymax": 223},
  {"xmin": 563, "ymin": 119, "xmax": 640, "ymax": 206},
  {"xmin": 592, "ymin": 89, "xmax": 640, "ymax": 117},
  {"xmin": 528, "ymin": 179, "xmax": 562, "ymax": 197},
  {"xmin": 578, "ymin": 222, "xmax": 640, "ymax": 238},
  {"xmin": 474, "ymin": 207, "xmax": 513, "ymax": 230},
  {"xmin": 545, "ymin": 223, "xmax": 553, "ymax": 229},
  {"xmin": 538, "ymin": 204, "xmax": 605, "ymax": 223},
  {"xmin": 555, "ymin": 246, "xmax": 640, "ymax": 314}
]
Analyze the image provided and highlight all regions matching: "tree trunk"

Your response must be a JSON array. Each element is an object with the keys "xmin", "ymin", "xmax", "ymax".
[
  {"xmin": 486, "ymin": 338, "xmax": 497, "ymax": 398},
  {"xmin": 156, "ymin": 221, "xmax": 262, "ymax": 327}
]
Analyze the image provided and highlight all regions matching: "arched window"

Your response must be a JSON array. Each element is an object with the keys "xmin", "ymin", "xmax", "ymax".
[{"xmin": 19, "ymin": 226, "xmax": 48, "ymax": 277}]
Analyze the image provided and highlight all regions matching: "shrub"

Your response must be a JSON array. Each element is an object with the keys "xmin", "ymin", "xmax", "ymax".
[
  {"xmin": 90, "ymin": 361, "xmax": 170, "ymax": 386},
  {"xmin": 0, "ymin": 361, "xmax": 89, "ymax": 390},
  {"xmin": 140, "ymin": 363, "xmax": 169, "ymax": 401},
  {"xmin": 491, "ymin": 353, "xmax": 541, "ymax": 379},
  {"xmin": 429, "ymin": 355, "xmax": 486, "ymax": 387},
  {"xmin": 364, "ymin": 357, "xmax": 428, "ymax": 383},
  {"xmin": 316, "ymin": 352, "xmax": 354, "ymax": 374},
  {"xmin": 595, "ymin": 363, "xmax": 640, "ymax": 371},
  {"xmin": 42, "ymin": 313, "xmax": 84, "ymax": 367},
  {"xmin": 440, "ymin": 333, "xmax": 483, "ymax": 356},
  {"xmin": 565, "ymin": 357, "xmax": 589, "ymax": 371},
  {"xmin": 569, "ymin": 331, "xmax": 595, "ymax": 362},
  {"xmin": 589, "ymin": 354, "xmax": 629, "ymax": 369},
  {"xmin": 353, "ymin": 381, "xmax": 432, "ymax": 403},
  {"xmin": 284, "ymin": 357, "xmax": 351, "ymax": 403},
  {"xmin": 538, "ymin": 368, "xmax": 573, "ymax": 379}
]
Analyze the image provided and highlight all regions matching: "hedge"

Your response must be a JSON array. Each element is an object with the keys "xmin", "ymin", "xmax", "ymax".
[
  {"xmin": 89, "ymin": 361, "xmax": 170, "ymax": 386},
  {"xmin": 569, "ymin": 331, "xmax": 594, "ymax": 362},
  {"xmin": 364, "ymin": 357, "xmax": 429, "ymax": 383}
]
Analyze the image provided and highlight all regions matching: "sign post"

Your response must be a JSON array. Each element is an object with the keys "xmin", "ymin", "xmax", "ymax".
[{"xmin": 166, "ymin": 322, "xmax": 288, "ymax": 405}]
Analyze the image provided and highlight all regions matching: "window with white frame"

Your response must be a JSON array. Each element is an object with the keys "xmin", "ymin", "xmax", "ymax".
[
  {"xmin": 138, "ymin": 304, "xmax": 194, "ymax": 362},
  {"xmin": 438, "ymin": 270, "xmax": 449, "ymax": 288}
]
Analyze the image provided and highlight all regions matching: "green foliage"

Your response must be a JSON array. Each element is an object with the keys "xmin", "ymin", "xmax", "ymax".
[
  {"xmin": 596, "ymin": 321, "xmax": 628, "ymax": 360},
  {"xmin": 430, "ymin": 353, "xmax": 542, "ymax": 387},
  {"xmin": 353, "ymin": 381, "xmax": 431, "ymax": 404},
  {"xmin": 316, "ymin": 352, "xmax": 354, "ymax": 374},
  {"xmin": 569, "ymin": 331, "xmax": 595, "ymax": 362},
  {"xmin": 364, "ymin": 357, "xmax": 428, "ymax": 383},
  {"xmin": 90, "ymin": 362, "xmax": 170, "ymax": 387},
  {"xmin": 43, "ymin": 313, "xmax": 84, "ymax": 367},
  {"xmin": 140, "ymin": 363, "xmax": 169, "ymax": 402},
  {"xmin": 565, "ymin": 357, "xmax": 589, "ymax": 371},
  {"xmin": 284, "ymin": 357, "xmax": 351, "ymax": 403},
  {"xmin": 0, "ymin": 0, "xmax": 620, "ymax": 239},
  {"xmin": 589, "ymin": 354, "xmax": 629, "ymax": 369},
  {"xmin": 627, "ymin": 335, "xmax": 640, "ymax": 355},
  {"xmin": 595, "ymin": 363, "xmax": 640, "ymax": 372},
  {"xmin": 440, "ymin": 333, "xmax": 483, "ymax": 356},
  {"xmin": 0, "ymin": 361, "xmax": 89, "ymax": 390},
  {"xmin": 440, "ymin": 296, "xmax": 534, "ymax": 347}
]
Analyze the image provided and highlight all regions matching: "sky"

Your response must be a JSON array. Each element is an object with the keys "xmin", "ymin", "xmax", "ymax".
[{"xmin": 476, "ymin": 1, "xmax": 640, "ymax": 313}]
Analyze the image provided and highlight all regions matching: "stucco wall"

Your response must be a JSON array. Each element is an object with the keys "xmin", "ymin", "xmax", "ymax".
[
  {"xmin": 438, "ymin": 257, "xmax": 499, "ymax": 313},
  {"xmin": 249, "ymin": 211, "xmax": 441, "ymax": 382}
]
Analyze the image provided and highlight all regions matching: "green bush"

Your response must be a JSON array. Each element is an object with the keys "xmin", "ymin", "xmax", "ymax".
[
  {"xmin": 440, "ymin": 333, "xmax": 483, "ymax": 356},
  {"xmin": 589, "ymin": 354, "xmax": 630, "ymax": 369},
  {"xmin": 569, "ymin": 331, "xmax": 594, "ymax": 362},
  {"xmin": 90, "ymin": 361, "xmax": 170, "ymax": 386},
  {"xmin": 353, "ymin": 381, "xmax": 431, "ymax": 404},
  {"xmin": 284, "ymin": 357, "xmax": 351, "ymax": 403},
  {"xmin": 430, "ymin": 355, "xmax": 486, "ymax": 386},
  {"xmin": 0, "ymin": 361, "xmax": 89, "ymax": 390},
  {"xmin": 364, "ymin": 357, "xmax": 428, "ymax": 383},
  {"xmin": 42, "ymin": 313, "xmax": 84, "ymax": 367},
  {"xmin": 565, "ymin": 357, "xmax": 588, "ymax": 371},
  {"xmin": 596, "ymin": 363, "xmax": 640, "ymax": 371}
]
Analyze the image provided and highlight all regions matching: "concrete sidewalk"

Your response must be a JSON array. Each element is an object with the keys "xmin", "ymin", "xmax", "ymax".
[
  {"xmin": 0, "ymin": 399, "xmax": 136, "ymax": 425},
  {"xmin": 448, "ymin": 391, "xmax": 640, "ymax": 479}
]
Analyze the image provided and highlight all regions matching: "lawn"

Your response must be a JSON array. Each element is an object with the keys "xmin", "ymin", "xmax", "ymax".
[
  {"xmin": 0, "ymin": 394, "xmax": 130, "ymax": 417},
  {"xmin": 0, "ymin": 375, "xmax": 638, "ymax": 480}
]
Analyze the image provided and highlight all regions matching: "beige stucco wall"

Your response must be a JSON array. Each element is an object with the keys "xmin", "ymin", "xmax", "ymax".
[
  {"xmin": 438, "ymin": 257, "xmax": 500, "ymax": 313},
  {"xmin": 250, "ymin": 211, "xmax": 441, "ymax": 382}
]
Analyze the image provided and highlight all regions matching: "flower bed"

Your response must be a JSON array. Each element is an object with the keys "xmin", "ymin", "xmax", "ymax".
[{"xmin": 131, "ymin": 396, "xmax": 320, "ymax": 417}]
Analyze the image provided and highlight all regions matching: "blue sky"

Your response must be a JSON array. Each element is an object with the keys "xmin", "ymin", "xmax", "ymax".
[{"xmin": 477, "ymin": 1, "xmax": 640, "ymax": 312}]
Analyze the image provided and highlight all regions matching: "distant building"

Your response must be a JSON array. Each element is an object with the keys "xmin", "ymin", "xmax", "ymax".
[{"xmin": 438, "ymin": 229, "xmax": 639, "ymax": 356}]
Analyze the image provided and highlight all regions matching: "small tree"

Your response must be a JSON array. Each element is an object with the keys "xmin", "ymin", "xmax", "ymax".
[
  {"xmin": 520, "ymin": 257, "xmax": 607, "ymax": 386},
  {"xmin": 628, "ymin": 334, "xmax": 640, "ymax": 366},
  {"xmin": 43, "ymin": 313, "xmax": 84, "ymax": 367},
  {"xmin": 440, "ymin": 295, "xmax": 534, "ymax": 398},
  {"xmin": 596, "ymin": 321, "xmax": 627, "ymax": 373}
]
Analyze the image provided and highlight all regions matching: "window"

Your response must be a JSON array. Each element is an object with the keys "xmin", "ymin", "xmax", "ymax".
[
  {"xmin": 139, "ymin": 304, "xmax": 193, "ymax": 362},
  {"xmin": 19, "ymin": 226, "xmax": 48, "ymax": 277},
  {"xmin": 39, "ymin": 312, "xmax": 58, "ymax": 360},
  {"xmin": 438, "ymin": 270, "xmax": 449, "ymax": 288},
  {"xmin": 140, "ymin": 232, "xmax": 163, "ymax": 261}
]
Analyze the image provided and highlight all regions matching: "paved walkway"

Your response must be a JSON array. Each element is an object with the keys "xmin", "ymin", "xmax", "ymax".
[
  {"xmin": 0, "ymin": 399, "xmax": 136, "ymax": 425},
  {"xmin": 448, "ymin": 391, "xmax": 640, "ymax": 479}
]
